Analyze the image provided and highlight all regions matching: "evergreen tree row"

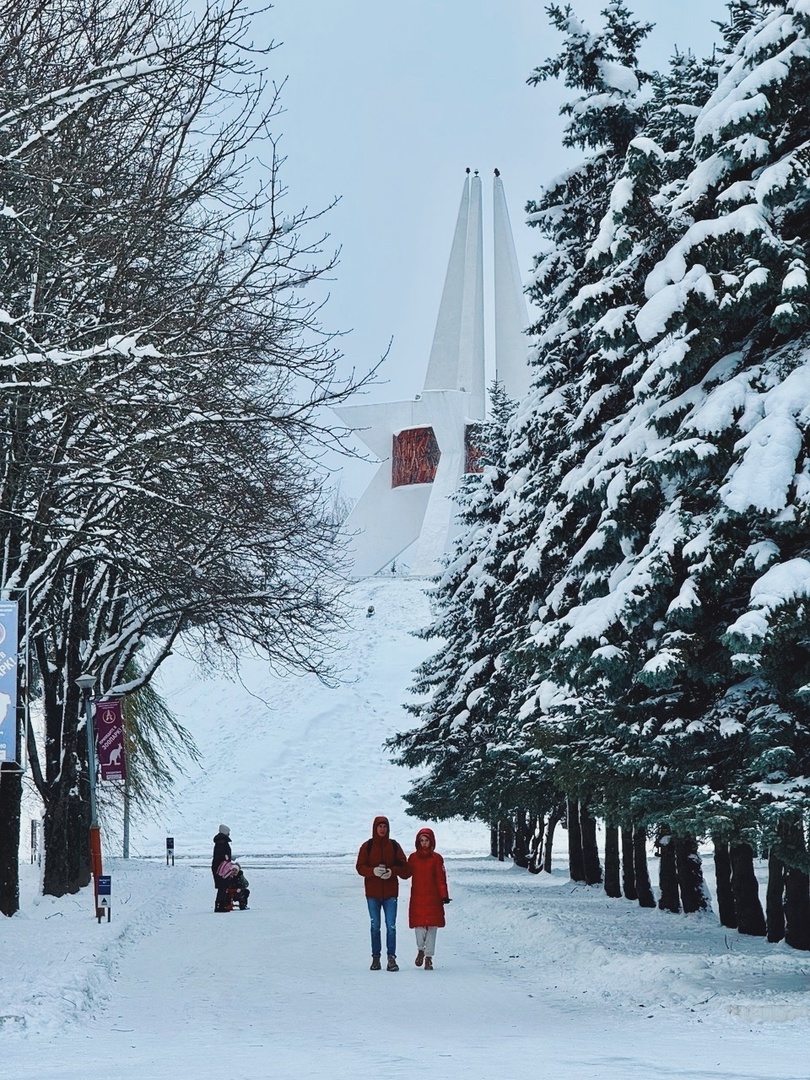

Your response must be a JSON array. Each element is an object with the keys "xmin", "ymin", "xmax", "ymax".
[{"xmin": 391, "ymin": 1, "xmax": 810, "ymax": 950}]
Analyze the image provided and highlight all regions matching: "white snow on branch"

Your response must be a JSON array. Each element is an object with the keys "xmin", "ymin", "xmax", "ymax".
[
  {"xmin": 725, "ymin": 558, "xmax": 810, "ymax": 642},
  {"xmin": 596, "ymin": 59, "xmax": 639, "ymax": 94},
  {"xmin": 666, "ymin": 577, "xmax": 700, "ymax": 614},
  {"xmin": 556, "ymin": 505, "xmax": 686, "ymax": 649},
  {"xmin": 635, "ymin": 264, "xmax": 715, "ymax": 343},
  {"xmin": 695, "ymin": 19, "xmax": 809, "ymax": 147},
  {"xmin": 587, "ymin": 175, "xmax": 635, "ymax": 262},
  {"xmin": 644, "ymin": 206, "xmax": 769, "ymax": 298},
  {"xmin": 721, "ymin": 365, "xmax": 810, "ymax": 513},
  {"xmin": 722, "ymin": 413, "xmax": 802, "ymax": 513}
]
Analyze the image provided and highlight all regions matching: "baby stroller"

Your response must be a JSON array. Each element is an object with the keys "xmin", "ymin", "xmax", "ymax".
[
  {"xmin": 214, "ymin": 859, "xmax": 245, "ymax": 912},
  {"xmin": 223, "ymin": 864, "xmax": 249, "ymax": 907}
]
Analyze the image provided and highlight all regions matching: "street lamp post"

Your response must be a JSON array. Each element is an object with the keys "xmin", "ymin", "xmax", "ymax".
[
  {"xmin": 76, "ymin": 673, "xmax": 103, "ymax": 919},
  {"xmin": 122, "ymin": 716, "xmax": 132, "ymax": 859}
]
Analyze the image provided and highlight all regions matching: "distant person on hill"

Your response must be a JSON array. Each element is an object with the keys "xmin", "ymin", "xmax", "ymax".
[
  {"xmin": 407, "ymin": 827, "xmax": 450, "ymax": 970},
  {"xmin": 356, "ymin": 815, "xmax": 410, "ymax": 970},
  {"xmin": 212, "ymin": 824, "xmax": 232, "ymax": 913}
]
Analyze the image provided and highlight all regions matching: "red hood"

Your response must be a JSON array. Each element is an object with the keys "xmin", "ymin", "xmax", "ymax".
[
  {"xmin": 415, "ymin": 827, "xmax": 435, "ymax": 852},
  {"xmin": 372, "ymin": 815, "xmax": 390, "ymax": 838}
]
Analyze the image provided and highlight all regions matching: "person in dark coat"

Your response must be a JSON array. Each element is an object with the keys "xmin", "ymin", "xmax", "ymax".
[
  {"xmin": 212, "ymin": 824, "xmax": 232, "ymax": 912},
  {"xmin": 355, "ymin": 815, "xmax": 410, "ymax": 970},
  {"xmin": 407, "ymin": 827, "xmax": 450, "ymax": 970}
]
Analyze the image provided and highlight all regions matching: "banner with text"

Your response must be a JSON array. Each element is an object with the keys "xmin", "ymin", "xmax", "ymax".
[
  {"xmin": 96, "ymin": 699, "xmax": 127, "ymax": 781},
  {"xmin": 0, "ymin": 601, "xmax": 19, "ymax": 763}
]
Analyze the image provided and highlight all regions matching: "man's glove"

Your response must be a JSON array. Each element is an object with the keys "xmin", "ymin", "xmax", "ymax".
[
  {"xmin": 373, "ymin": 866, "xmax": 386, "ymax": 877},
  {"xmin": 380, "ymin": 868, "xmax": 392, "ymax": 880}
]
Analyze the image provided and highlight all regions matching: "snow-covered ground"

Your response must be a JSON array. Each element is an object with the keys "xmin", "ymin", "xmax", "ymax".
[{"xmin": 6, "ymin": 578, "xmax": 810, "ymax": 1078}]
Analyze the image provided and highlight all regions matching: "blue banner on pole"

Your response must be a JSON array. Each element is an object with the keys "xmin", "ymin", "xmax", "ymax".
[{"xmin": 0, "ymin": 600, "xmax": 19, "ymax": 763}]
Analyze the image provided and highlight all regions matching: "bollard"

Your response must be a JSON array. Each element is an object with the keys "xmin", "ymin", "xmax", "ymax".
[{"xmin": 97, "ymin": 875, "xmax": 112, "ymax": 923}]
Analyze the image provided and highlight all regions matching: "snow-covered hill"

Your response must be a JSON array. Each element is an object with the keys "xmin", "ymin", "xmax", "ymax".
[{"xmin": 126, "ymin": 577, "xmax": 485, "ymax": 859}]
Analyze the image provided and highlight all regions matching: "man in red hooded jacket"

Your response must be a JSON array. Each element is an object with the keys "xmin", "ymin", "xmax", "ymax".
[{"xmin": 356, "ymin": 815, "xmax": 410, "ymax": 971}]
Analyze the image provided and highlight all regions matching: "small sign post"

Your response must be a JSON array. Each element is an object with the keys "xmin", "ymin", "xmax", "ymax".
[
  {"xmin": 30, "ymin": 819, "xmax": 41, "ymax": 865},
  {"xmin": 166, "ymin": 837, "xmax": 175, "ymax": 866},
  {"xmin": 97, "ymin": 875, "xmax": 112, "ymax": 923}
]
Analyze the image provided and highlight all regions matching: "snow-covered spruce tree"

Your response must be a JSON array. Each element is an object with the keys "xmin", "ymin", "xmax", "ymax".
[
  {"xmin": 633, "ymin": 0, "xmax": 810, "ymax": 940},
  {"xmin": 518, "ymin": 0, "xmax": 810, "ymax": 941},
  {"xmin": 529, "ymin": 47, "xmax": 722, "ymax": 898},
  {"xmin": 0, "ymin": 0, "xmax": 367, "ymax": 904},
  {"xmin": 388, "ymin": 385, "xmax": 555, "ymax": 850},
  {"xmin": 469, "ymin": 2, "xmax": 661, "ymax": 884}
]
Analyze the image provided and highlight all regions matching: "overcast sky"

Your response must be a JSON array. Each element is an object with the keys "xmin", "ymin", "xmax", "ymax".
[{"xmin": 257, "ymin": 0, "xmax": 729, "ymax": 496}]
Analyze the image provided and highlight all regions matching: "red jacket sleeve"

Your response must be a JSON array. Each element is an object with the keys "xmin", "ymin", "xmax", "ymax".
[
  {"xmin": 437, "ymin": 854, "xmax": 449, "ymax": 899},
  {"xmin": 356, "ymin": 843, "xmax": 373, "ymax": 878},
  {"xmin": 394, "ymin": 840, "xmax": 411, "ymax": 879}
]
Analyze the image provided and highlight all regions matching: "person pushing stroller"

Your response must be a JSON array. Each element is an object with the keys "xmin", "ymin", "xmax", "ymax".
[{"xmin": 212, "ymin": 824, "xmax": 233, "ymax": 913}]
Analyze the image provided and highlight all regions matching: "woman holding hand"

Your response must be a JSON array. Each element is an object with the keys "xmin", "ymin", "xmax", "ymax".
[{"xmin": 407, "ymin": 827, "xmax": 450, "ymax": 970}]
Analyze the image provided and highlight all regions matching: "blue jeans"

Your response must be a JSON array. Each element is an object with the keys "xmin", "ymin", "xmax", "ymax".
[{"xmin": 367, "ymin": 896, "xmax": 397, "ymax": 957}]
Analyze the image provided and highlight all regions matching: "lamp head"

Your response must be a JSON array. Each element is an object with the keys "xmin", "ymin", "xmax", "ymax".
[{"xmin": 75, "ymin": 673, "xmax": 96, "ymax": 692}]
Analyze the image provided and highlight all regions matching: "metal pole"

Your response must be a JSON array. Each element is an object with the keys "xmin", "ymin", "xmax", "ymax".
[
  {"xmin": 76, "ymin": 674, "xmax": 103, "ymax": 919},
  {"xmin": 123, "ymin": 768, "xmax": 130, "ymax": 859},
  {"xmin": 83, "ymin": 688, "xmax": 98, "ymax": 829}
]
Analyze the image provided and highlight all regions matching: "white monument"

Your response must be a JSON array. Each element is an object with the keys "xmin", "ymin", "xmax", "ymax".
[{"xmin": 335, "ymin": 169, "xmax": 529, "ymax": 578}]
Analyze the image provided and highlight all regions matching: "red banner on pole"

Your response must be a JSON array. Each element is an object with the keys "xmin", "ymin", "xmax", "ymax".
[{"xmin": 96, "ymin": 699, "xmax": 127, "ymax": 781}]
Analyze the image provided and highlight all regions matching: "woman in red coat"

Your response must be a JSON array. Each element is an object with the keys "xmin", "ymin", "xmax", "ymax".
[{"xmin": 407, "ymin": 827, "xmax": 450, "ymax": 970}]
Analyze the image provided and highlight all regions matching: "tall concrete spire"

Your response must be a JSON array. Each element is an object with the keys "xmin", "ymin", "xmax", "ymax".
[
  {"xmin": 424, "ymin": 170, "xmax": 486, "ymax": 419},
  {"xmin": 493, "ymin": 169, "xmax": 530, "ymax": 402}
]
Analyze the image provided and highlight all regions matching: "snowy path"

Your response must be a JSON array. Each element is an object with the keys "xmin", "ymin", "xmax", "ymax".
[{"xmin": 8, "ymin": 856, "xmax": 809, "ymax": 1080}]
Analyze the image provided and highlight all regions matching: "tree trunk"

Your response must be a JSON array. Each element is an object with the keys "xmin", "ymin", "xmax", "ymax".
[
  {"xmin": 579, "ymin": 803, "xmax": 602, "ymax": 885},
  {"xmin": 634, "ymin": 826, "xmax": 656, "ymax": 908},
  {"xmin": 730, "ymin": 842, "xmax": 766, "ymax": 937},
  {"xmin": 528, "ymin": 813, "xmax": 545, "ymax": 874},
  {"xmin": 713, "ymin": 837, "xmax": 738, "ymax": 929},
  {"xmin": 658, "ymin": 830, "xmax": 680, "ymax": 913},
  {"xmin": 567, "ymin": 797, "xmax": 585, "ymax": 883},
  {"xmin": 621, "ymin": 826, "xmax": 637, "ymax": 900},
  {"xmin": 784, "ymin": 866, "xmax": 810, "ymax": 951},
  {"xmin": 36, "ymin": 639, "xmax": 92, "ymax": 897},
  {"xmin": 513, "ymin": 809, "xmax": 530, "ymax": 870},
  {"xmin": 777, "ymin": 818, "xmax": 810, "ymax": 951},
  {"xmin": 766, "ymin": 849, "xmax": 785, "ymax": 944},
  {"xmin": 544, "ymin": 806, "xmax": 562, "ymax": 873},
  {"xmin": 604, "ymin": 823, "xmax": 621, "ymax": 898},
  {"xmin": 42, "ymin": 778, "xmax": 91, "ymax": 897},
  {"xmin": 41, "ymin": 687, "xmax": 92, "ymax": 898},
  {"xmin": 490, "ymin": 822, "xmax": 498, "ymax": 858},
  {"xmin": 0, "ymin": 766, "xmax": 22, "ymax": 916},
  {"xmin": 675, "ymin": 835, "xmax": 709, "ymax": 913},
  {"xmin": 497, "ymin": 819, "xmax": 514, "ymax": 862}
]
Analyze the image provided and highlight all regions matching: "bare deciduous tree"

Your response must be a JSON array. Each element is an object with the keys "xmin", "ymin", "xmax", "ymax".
[{"xmin": 1, "ymin": 0, "xmax": 372, "ymax": 906}]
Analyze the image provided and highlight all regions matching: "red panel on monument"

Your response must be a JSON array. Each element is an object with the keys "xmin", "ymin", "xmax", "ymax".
[{"xmin": 392, "ymin": 427, "xmax": 440, "ymax": 487}]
